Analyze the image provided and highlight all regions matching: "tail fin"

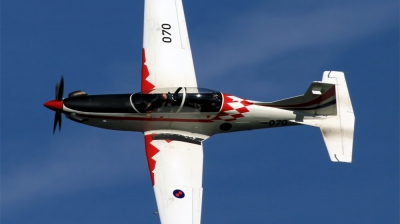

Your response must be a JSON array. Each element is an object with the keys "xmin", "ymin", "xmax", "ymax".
[{"xmin": 254, "ymin": 71, "xmax": 355, "ymax": 163}]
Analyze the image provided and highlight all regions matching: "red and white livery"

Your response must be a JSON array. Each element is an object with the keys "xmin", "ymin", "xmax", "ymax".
[{"xmin": 44, "ymin": 1, "xmax": 355, "ymax": 223}]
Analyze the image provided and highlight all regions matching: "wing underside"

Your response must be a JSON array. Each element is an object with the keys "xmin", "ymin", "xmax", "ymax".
[
  {"xmin": 144, "ymin": 130, "xmax": 207, "ymax": 224},
  {"xmin": 142, "ymin": 0, "xmax": 197, "ymax": 92}
]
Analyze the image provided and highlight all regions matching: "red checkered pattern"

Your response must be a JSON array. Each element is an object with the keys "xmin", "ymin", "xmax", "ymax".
[{"xmin": 212, "ymin": 94, "xmax": 252, "ymax": 122}]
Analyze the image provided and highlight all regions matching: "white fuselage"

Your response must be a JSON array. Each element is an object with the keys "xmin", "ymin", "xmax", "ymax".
[{"xmin": 62, "ymin": 92, "xmax": 300, "ymax": 136}]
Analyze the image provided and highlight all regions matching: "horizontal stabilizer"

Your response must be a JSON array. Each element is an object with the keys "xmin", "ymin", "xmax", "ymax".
[{"xmin": 319, "ymin": 71, "xmax": 355, "ymax": 163}]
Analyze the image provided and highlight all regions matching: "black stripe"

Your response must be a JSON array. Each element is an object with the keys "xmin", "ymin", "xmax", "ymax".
[
  {"xmin": 64, "ymin": 94, "xmax": 137, "ymax": 113},
  {"xmin": 152, "ymin": 133, "xmax": 204, "ymax": 145},
  {"xmin": 281, "ymin": 99, "xmax": 336, "ymax": 111}
]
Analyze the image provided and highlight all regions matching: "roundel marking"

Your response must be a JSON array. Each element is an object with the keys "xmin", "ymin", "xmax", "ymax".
[{"xmin": 173, "ymin": 189, "xmax": 185, "ymax": 199}]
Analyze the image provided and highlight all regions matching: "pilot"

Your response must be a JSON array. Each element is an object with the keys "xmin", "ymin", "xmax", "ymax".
[
  {"xmin": 145, "ymin": 93, "xmax": 174, "ymax": 112},
  {"xmin": 210, "ymin": 93, "xmax": 221, "ymax": 106},
  {"xmin": 200, "ymin": 93, "xmax": 221, "ymax": 112}
]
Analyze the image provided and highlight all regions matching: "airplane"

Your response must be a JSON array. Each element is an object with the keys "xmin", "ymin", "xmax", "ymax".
[{"xmin": 44, "ymin": 0, "xmax": 355, "ymax": 223}]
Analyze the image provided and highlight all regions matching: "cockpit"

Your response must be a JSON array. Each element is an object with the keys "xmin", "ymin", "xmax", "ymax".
[{"xmin": 131, "ymin": 87, "xmax": 222, "ymax": 113}]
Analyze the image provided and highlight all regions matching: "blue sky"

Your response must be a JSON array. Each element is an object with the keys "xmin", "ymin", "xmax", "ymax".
[{"xmin": 1, "ymin": 0, "xmax": 398, "ymax": 223}]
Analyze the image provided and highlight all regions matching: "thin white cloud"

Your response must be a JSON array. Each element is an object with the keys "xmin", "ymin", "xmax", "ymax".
[{"xmin": 193, "ymin": 2, "xmax": 397, "ymax": 82}]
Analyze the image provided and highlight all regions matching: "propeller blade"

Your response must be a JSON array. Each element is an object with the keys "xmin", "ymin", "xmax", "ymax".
[
  {"xmin": 57, "ymin": 110, "xmax": 62, "ymax": 132},
  {"xmin": 57, "ymin": 76, "xmax": 64, "ymax": 101},
  {"xmin": 53, "ymin": 111, "xmax": 62, "ymax": 134},
  {"xmin": 53, "ymin": 111, "xmax": 58, "ymax": 134}
]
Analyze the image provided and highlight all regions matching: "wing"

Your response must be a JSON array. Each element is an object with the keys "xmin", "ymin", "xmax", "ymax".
[
  {"xmin": 142, "ymin": 0, "xmax": 197, "ymax": 92},
  {"xmin": 144, "ymin": 130, "xmax": 207, "ymax": 224}
]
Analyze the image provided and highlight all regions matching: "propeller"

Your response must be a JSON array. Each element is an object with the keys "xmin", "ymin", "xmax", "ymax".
[
  {"xmin": 53, "ymin": 76, "xmax": 64, "ymax": 134},
  {"xmin": 44, "ymin": 76, "xmax": 64, "ymax": 134}
]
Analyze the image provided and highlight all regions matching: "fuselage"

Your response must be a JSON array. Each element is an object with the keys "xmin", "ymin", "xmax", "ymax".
[{"xmin": 45, "ymin": 87, "xmax": 300, "ymax": 136}]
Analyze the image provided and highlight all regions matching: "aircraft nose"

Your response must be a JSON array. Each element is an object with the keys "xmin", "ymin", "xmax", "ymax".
[{"xmin": 44, "ymin": 100, "xmax": 63, "ymax": 111}]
